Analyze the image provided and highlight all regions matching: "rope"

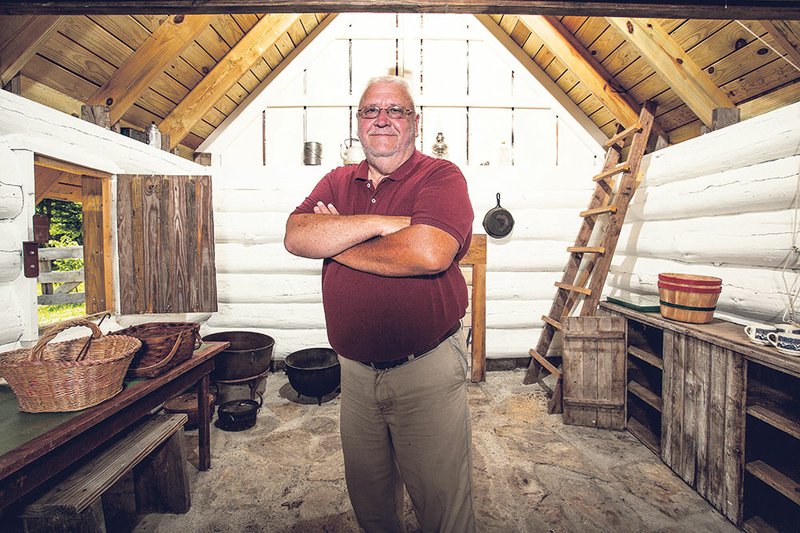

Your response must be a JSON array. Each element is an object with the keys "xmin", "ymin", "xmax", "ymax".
[{"xmin": 734, "ymin": 20, "xmax": 800, "ymax": 73}]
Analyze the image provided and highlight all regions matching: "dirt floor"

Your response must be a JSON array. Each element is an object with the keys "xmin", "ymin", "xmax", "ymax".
[{"xmin": 135, "ymin": 369, "xmax": 739, "ymax": 533}]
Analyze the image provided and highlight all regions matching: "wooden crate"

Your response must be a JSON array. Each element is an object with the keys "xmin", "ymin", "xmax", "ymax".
[{"xmin": 562, "ymin": 316, "xmax": 626, "ymax": 429}]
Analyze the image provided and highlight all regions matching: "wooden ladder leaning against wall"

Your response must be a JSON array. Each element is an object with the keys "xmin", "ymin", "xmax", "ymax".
[{"xmin": 523, "ymin": 101, "xmax": 657, "ymax": 414}]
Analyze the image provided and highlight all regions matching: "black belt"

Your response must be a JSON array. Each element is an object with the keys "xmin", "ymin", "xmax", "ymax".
[{"xmin": 362, "ymin": 322, "xmax": 461, "ymax": 370}]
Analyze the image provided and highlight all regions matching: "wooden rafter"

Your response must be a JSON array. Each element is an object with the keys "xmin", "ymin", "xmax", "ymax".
[
  {"xmin": 0, "ymin": 15, "xmax": 63, "ymax": 86},
  {"xmin": 198, "ymin": 13, "xmax": 338, "ymax": 150},
  {"xmin": 2, "ymin": 1, "xmax": 800, "ymax": 20},
  {"xmin": 761, "ymin": 20, "xmax": 800, "ymax": 71},
  {"xmin": 159, "ymin": 14, "xmax": 301, "ymax": 149},
  {"xmin": 517, "ymin": 15, "xmax": 640, "ymax": 127},
  {"xmin": 35, "ymin": 166, "xmax": 70, "ymax": 203},
  {"xmin": 607, "ymin": 17, "xmax": 736, "ymax": 127},
  {"xmin": 86, "ymin": 14, "xmax": 215, "ymax": 125},
  {"xmin": 475, "ymin": 15, "xmax": 607, "ymax": 146}
]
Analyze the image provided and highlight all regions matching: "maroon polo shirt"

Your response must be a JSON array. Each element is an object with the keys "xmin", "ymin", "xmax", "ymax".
[{"xmin": 292, "ymin": 150, "xmax": 474, "ymax": 362}]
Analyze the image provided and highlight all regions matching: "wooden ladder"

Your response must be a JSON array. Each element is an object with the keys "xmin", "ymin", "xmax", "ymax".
[{"xmin": 524, "ymin": 101, "xmax": 657, "ymax": 413}]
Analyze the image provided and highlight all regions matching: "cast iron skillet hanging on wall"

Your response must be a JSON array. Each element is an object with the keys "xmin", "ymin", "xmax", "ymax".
[{"xmin": 482, "ymin": 193, "xmax": 514, "ymax": 238}]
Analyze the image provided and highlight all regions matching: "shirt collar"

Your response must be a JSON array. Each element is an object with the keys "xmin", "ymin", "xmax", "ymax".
[{"xmin": 353, "ymin": 149, "xmax": 421, "ymax": 183}]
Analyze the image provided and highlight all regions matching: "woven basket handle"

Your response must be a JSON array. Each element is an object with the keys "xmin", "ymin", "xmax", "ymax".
[
  {"xmin": 31, "ymin": 319, "xmax": 103, "ymax": 362},
  {"xmin": 131, "ymin": 329, "xmax": 188, "ymax": 373}
]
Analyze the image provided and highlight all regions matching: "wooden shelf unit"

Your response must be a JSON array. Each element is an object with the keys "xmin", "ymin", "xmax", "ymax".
[
  {"xmin": 743, "ymin": 361, "xmax": 800, "ymax": 530},
  {"xmin": 622, "ymin": 317, "xmax": 664, "ymax": 453},
  {"xmin": 600, "ymin": 301, "xmax": 800, "ymax": 529}
]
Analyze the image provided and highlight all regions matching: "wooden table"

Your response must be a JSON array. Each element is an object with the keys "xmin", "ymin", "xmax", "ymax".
[{"xmin": 0, "ymin": 341, "xmax": 228, "ymax": 511}]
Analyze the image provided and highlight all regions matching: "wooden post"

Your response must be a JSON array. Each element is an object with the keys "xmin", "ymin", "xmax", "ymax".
[
  {"xmin": 80, "ymin": 104, "xmax": 111, "ymax": 129},
  {"xmin": 3, "ymin": 73, "xmax": 21, "ymax": 95},
  {"xmin": 82, "ymin": 175, "xmax": 114, "ymax": 314},
  {"xmin": 134, "ymin": 429, "xmax": 190, "ymax": 514},
  {"xmin": 459, "ymin": 234, "xmax": 487, "ymax": 382},
  {"xmin": 193, "ymin": 152, "xmax": 212, "ymax": 166},
  {"xmin": 711, "ymin": 107, "xmax": 740, "ymax": 131}
]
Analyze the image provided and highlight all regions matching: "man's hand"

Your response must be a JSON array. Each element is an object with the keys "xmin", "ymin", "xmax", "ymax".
[
  {"xmin": 313, "ymin": 202, "xmax": 340, "ymax": 215},
  {"xmin": 312, "ymin": 201, "xmax": 410, "ymax": 237}
]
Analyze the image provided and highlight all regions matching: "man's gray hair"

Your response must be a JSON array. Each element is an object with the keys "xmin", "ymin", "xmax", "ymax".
[{"xmin": 360, "ymin": 75, "xmax": 416, "ymax": 111}]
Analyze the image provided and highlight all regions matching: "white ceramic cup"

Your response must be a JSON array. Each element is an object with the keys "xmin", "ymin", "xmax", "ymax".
[
  {"xmin": 766, "ymin": 331, "xmax": 800, "ymax": 355},
  {"xmin": 744, "ymin": 323, "xmax": 777, "ymax": 345},
  {"xmin": 774, "ymin": 323, "xmax": 800, "ymax": 334}
]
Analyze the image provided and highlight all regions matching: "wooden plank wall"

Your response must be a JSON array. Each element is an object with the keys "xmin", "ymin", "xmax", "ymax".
[
  {"xmin": 117, "ymin": 174, "xmax": 217, "ymax": 315},
  {"xmin": 661, "ymin": 330, "xmax": 746, "ymax": 523}
]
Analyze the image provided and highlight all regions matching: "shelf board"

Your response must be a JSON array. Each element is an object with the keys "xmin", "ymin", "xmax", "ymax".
[
  {"xmin": 627, "ymin": 416, "xmax": 660, "ymax": 454},
  {"xmin": 743, "ymin": 516, "xmax": 781, "ymax": 533},
  {"xmin": 745, "ymin": 460, "xmax": 800, "ymax": 506},
  {"xmin": 747, "ymin": 403, "xmax": 800, "ymax": 441},
  {"xmin": 628, "ymin": 346, "xmax": 663, "ymax": 369},
  {"xmin": 628, "ymin": 381, "xmax": 663, "ymax": 412}
]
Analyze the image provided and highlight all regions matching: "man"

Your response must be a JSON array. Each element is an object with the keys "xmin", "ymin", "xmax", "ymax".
[{"xmin": 284, "ymin": 75, "xmax": 476, "ymax": 533}]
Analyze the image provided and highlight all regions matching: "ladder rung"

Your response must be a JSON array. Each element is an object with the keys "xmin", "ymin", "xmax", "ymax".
[
  {"xmin": 580, "ymin": 205, "xmax": 617, "ymax": 217},
  {"xmin": 528, "ymin": 349, "xmax": 562, "ymax": 377},
  {"xmin": 541, "ymin": 315, "xmax": 563, "ymax": 330},
  {"xmin": 567, "ymin": 246, "xmax": 605, "ymax": 254},
  {"xmin": 555, "ymin": 282, "xmax": 592, "ymax": 296},
  {"xmin": 593, "ymin": 162, "xmax": 630, "ymax": 182},
  {"xmin": 604, "ymin": 122, "xmax": 643, "ymax": 148}
]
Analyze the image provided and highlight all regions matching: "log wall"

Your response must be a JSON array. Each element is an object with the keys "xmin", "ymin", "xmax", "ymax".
[{"xmin": 608, "ymin": 100, "xmax": 800, "ymax": 325}]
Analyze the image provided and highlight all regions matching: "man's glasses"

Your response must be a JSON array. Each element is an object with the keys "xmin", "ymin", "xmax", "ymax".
[{"xmin": 357, "ymin": 106, "xmax": 415, "ymax": 120}]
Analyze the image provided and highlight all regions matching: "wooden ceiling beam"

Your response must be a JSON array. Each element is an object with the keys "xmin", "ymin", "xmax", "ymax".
[
  {"xmin": 761, "ymin": 20, "xmax": 800, "ymax": 71},
  {"xmin": 517, "ymin": 15, "xmax": 640, "ymax": 127},
  {"xmin": 0, "ymin": 15, "xmax": 64, "ymax": 86},
  {"xmin": 607, "ymin": 17, "xmax": 736, "ymax": 128},
  {"xmin": 86, "ymin": 14, "xmax": 216, "ymax": 125},
  {"xmin": 160, "ymin": 14, "xmax": 301, "ymax": 149},
  {"xmin": 2, "ymin": 1, "xmax": 800, "ymax": 20}
]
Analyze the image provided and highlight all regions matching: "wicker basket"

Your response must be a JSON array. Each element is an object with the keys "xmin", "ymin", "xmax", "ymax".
[
  {"xmin": 657, "ymin": 273, "xmax": 722, "ymax": 324},
  {"xmin": 116, "ymin": 322, "xmax": 201, "ymax": 379},
  {"xmin": 0, "ymin": 319, "xmax": 140, "ymax": 413}
]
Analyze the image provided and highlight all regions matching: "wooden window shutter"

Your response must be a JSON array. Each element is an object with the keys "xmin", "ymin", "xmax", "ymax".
[{"xmin": 117, "ymin": 174, "xmax": 217, "ymax": 314}]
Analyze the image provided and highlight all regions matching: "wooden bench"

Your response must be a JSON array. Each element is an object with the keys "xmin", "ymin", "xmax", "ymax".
[{"xmin": 21, "ymin": 413, "xmax": 190, "ymax": 532}]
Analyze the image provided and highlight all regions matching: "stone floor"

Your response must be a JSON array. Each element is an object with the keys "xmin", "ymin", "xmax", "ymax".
[{"xmin": 135, "ymin": 369, "xmax": 739, "ymax": 533}]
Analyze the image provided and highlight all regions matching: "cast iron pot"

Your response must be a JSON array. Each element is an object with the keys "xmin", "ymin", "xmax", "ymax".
[
  {"xmin": 482, "ymin": 192, "xmax": 514, "ymax": 239},
  {"xmin": 203, "ymin": 331, "xmax": 274, "ymax": 381},
  {"xmin": 284, "ymin": 348, "xmax": 340, "ymax": 405},
  {"xmin": 216, "ymin": 393, "xmax": 262, "ymax": 432}
]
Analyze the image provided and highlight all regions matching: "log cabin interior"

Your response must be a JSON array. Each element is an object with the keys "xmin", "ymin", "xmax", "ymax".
[{"xmin": 0, "ymin": 1, "xmax": 799, "ymax": 532}]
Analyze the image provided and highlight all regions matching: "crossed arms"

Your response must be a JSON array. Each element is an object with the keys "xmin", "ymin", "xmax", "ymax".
[{"xmin": 284, "ymin": 202, "xmax": 459, "ymax": 277}]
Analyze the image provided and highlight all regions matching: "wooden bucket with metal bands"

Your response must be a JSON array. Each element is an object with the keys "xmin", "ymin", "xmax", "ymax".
[{"xmin": 657, "ymin": 273, "xmax": 721, "ymax": 324}]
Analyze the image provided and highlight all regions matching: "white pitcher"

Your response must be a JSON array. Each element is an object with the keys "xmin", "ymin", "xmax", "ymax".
[{"xmin": 340, "ymin": 138, "xmax": 365, "ymax": 165}]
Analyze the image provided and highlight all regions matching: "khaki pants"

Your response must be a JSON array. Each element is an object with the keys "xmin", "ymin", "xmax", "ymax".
[{"xmin": 339, "ymin": 330, "xmax": 476, "ymax": 533}]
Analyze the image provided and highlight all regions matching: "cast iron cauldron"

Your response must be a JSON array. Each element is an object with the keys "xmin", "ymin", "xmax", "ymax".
[
  {"xmin": 202, "ymin": 331, "xmax": 274, "ymax": 381},
  {"xmin": 284, "ymin": 348, "xmax": 340, "ymax": 405},
  {"xmin": 216, "ymin": 393, "xmax": 262, "ymax": 432},
  {"xmin": 482, "ymin": 192, "xmax": 514, "ymax": 239}
]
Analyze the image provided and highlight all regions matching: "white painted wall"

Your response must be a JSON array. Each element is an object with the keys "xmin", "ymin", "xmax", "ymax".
[
  {"xmin": 608, "ymin": 100, "xmax": 800, "ymax": 326},
  {"xmin": 0, "ymin": 145, "xmax": 36, "ymax": 349},
  {"xmin": 204, "ymin": 13, "xmax": 604, "ymax": 360}
]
